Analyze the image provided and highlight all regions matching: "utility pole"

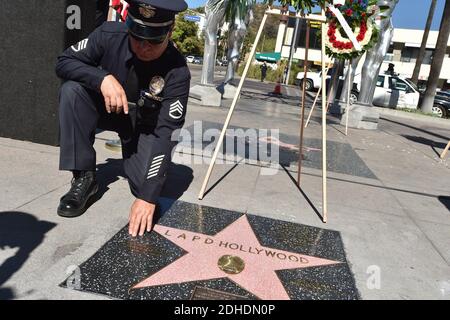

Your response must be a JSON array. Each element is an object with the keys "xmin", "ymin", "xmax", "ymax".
[{"xmin": 285, "ymin": 18, "xmax": 301, "ymax": 85}]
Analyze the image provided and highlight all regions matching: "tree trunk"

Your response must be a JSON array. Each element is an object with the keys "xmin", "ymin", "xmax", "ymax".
[
  {"xmin": 411, "ymin": 0, "xmax": 437, "ymax": 85},
  {"xmin": 422, "ymin": 0, "xmax": 450, "ymax": 113}
]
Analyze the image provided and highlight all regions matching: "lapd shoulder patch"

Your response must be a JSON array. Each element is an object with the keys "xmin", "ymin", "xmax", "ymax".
[
  {"xmin": 169, "ymin": 100, "xmax": 184, "ymax": 120},
  {"xmin": 71, "ymin": 38, "xmax": 89, "ymax": 52}
]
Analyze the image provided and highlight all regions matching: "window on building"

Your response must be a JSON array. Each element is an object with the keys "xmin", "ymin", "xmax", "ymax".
[
  {"xmin": 400, "ymin": 47, "xmax": 419, "ymax": 63},
  {"xmin": 384, "ymin": 54, "xmax": 394, "ymax": 62},
  {"xmin": 400, "ymin": 47, "xmax": 434, "ymax": 64},
  {"xmin": 423, "ymin": 49, "xmax": 434, "ymax": 65},
  {"xmin": 285, "ymin": 18, "xmax": 322, "ymax": 50},
  {"xmin": 296, "ymin": 20, "xmax": 321, "ymax": 50},
  {"xmin": 384, "ymin": 45, "xmax": 394, "ymax": 62}
]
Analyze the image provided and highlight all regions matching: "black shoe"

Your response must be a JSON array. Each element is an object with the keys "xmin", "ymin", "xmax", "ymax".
[{"xmin": 57, "ymin": 171, "xmax": 99, "ymax": 218}]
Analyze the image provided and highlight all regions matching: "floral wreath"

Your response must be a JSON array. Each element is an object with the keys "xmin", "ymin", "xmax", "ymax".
[{"xmin": 324, "ymin": 0, "xmax": 379, "ymax": 60}]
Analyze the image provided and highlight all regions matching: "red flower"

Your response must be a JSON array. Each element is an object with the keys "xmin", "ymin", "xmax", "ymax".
[
  {"xmin": 357, "ymin": 35, "xmax": 364, "ymax": 42},
  {"xmin": 346, "ymin": 9, "xmax": 353, "ymax": 16}
]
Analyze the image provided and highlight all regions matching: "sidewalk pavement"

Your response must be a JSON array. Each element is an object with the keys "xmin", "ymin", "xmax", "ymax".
[{"xmin": 1, "ymin": 84, "xmax": 449, "ymax": 300}]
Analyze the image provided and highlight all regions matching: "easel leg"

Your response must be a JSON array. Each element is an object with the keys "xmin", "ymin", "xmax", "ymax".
[
  {"xmin": 321, "ymin": 9, "xmax": 328, "ymax": 223},
  {"xmin": 345, "ymin": 59, "xmax": 352, "ymax": 136},
  {"xmin": 198, "ymin": 14, "xmax": 269, "ymax": 200},
  {"xmin": 305, "ymin": 86, "xmax": 321, "ymax": 128},
  {"xmin": 298, "ymin": 22, "xmax": 311, "ymax": 186},
  {"xmin": 441, "ymin": 141, "xmax": 450, "ymax": 159}
]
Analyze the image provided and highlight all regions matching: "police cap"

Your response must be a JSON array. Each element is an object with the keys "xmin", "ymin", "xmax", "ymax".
[{"xmin": 126, "ymin": 0, "xmax": 188, "ymax": 42}]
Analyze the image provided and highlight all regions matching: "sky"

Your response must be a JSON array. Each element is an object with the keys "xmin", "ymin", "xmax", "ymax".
[{"xmin": 186, "ymin": 0, "xmax": 446, "ymax": 31}]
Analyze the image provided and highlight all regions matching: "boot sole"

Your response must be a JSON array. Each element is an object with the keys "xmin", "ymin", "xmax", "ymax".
[{"xmin": 57, "ymin": 184, "xmax": 99, "ymax": 218}]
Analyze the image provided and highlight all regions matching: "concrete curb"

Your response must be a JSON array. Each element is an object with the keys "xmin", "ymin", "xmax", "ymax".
[{"xmin": 374, "ymin": 107, "xmax": 450, "ymax": 127}]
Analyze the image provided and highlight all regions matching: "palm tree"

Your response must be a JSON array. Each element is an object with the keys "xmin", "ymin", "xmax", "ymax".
[
  {"xmin": 411, "ymin": 0, "xmax": 437, "ymax": 85},
  {"xmin": 421, "ymin": 0, "xmax": 450, "ymax": 113}
]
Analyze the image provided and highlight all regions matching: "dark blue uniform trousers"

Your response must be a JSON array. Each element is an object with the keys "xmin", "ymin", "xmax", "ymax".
[{"xmin": 58, "ymin": 80, "xmax": 155, "ymax": 198}]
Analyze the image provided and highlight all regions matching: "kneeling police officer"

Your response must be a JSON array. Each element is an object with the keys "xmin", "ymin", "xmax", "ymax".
[{"xmin": 55, "ymin": 0, "xmax": 190, "ymax": 237}]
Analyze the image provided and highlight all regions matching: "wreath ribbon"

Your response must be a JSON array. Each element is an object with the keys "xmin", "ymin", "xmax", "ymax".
[{"xmin": 326, "ymin": 4, "xmax": 362, "ymax": 51}]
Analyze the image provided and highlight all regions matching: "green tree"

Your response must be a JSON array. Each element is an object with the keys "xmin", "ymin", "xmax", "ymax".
[
  {"xmin": 411, "ymin": 0, "xmax": 437, "ymax": 85},
  {"xmin": 421, "ymin": 0, "xmax": 450, "ymax": 113},
  {"xmin": 172, "ymin": 13, "xmax": 204, "ymax": 56},
  {"xmin": 193, "ymin": 6, "xmax": 206, "ymax": 14}
]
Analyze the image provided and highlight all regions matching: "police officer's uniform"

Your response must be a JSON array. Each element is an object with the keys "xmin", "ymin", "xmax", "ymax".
[{"xmin": 56, "ymin": 0, "xmax": 190, "ymax": 216}]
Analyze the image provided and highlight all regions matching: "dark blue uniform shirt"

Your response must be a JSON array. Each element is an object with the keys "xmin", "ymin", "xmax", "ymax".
[{"xmin": 56, "ymin": 21, "xmax": 191, "ymax": 203}]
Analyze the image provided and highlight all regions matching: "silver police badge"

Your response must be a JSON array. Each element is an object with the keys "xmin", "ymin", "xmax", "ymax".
[
  {"xmin": 139, "ymin": 5, "xmax": 156, "ymax": 18},
  {"xmin": 149, "ymin": 76, "xmax": 165, "ymax": 96}
]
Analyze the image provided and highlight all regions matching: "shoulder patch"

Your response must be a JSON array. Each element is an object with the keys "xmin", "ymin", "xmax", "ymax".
[
  {"xmin": 169, "ymin": 100, "xmax": 184, "ymax": 120},
  {"xmin": 71, "ymin": 38, "xmax": 89, "ymax": 52}
]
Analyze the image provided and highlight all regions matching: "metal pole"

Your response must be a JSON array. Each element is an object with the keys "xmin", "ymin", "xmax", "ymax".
[
  {"xmin": 198, "ymin": 13, "xmax": 269, "ymax": 200},
  {"xmin": 345, "ymin": 59, "xmax": 352, "ymax": 136},
  {"xmin": 285, "ymin": 18, "xmax": 301, "ymax": 85},
  {"xmin": 321, "ymin": 8, "xmax": 328, "ymax": 223},
  {"xmin": 297, "ymin": 22, "xmax": 310, "ymax": 186}
]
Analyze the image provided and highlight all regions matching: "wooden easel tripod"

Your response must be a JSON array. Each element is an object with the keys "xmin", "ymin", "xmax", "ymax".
[{"xmin": 197, "ymin": 7, "xmax": 330, "ymax": 222}]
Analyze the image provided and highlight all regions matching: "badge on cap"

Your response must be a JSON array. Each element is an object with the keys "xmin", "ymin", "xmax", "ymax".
[
  {"xmin": 149, "ymin": 76, "xmax": 165, "ymax": 96},
  {"xmin": 139, "ymin": 4, "xmax": 156, "ymax": 18}
]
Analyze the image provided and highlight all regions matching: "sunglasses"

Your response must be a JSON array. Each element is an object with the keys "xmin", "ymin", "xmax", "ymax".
[
  {"xmin": 126, "ymin": 16, "xmax": 171, "ymax": 45},
  {"xmin": 129, "ymin": 31, "xmax": 168, "ymax": 45}
]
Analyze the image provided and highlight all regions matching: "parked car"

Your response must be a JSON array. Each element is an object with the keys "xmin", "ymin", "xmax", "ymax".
[
  {"xmin": 430, "ymin": 90, "xmax": 450, "ymax": 118},
  {"xmin": 216, "ymin": 59, "xmax": 228, "ymax": 67},
  {"xmin": 350, "ymin": 74, "xmax": 419, "ymax": 110},
  {"xmin": 295, "ymin": 70, "xmax": 327, "ymax": 91},
  {"xmin": 372, "ymin": 74, "xmax": 420, "ymax": 109},
  {"xmin": 186, "ymin": 55, "xmax": 195, "ymax": 63},
  {"xmin": 351, "ymin": 75, "xmax": 449, "ymax": 117},
  {"xmin": 296, "ymin": 67, "xmax": 361, "ymax": 92},
  {"xmin": 193, "ymin": 57, "xmax": 203, "ymax": 64}
]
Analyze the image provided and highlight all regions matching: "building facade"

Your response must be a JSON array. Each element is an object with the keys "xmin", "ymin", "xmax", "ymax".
[{"xmin": 276, "ymin": 18, "xmax": 450, "ymax": 90}]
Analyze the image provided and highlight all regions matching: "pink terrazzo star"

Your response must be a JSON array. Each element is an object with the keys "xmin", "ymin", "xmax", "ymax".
[{"xmin": 132, "ymin": 215, "xmax": 341, "ymax": 300}]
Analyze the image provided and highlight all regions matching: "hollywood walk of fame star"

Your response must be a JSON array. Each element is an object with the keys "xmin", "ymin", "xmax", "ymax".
[{"xmin": 132, "ymin": 215, "xmax": 341, "ymax": 300}]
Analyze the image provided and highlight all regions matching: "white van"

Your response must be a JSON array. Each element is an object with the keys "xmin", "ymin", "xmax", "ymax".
[{"xmin": 370, "ymin": 74, "xmax": 420, "ymax": 109}]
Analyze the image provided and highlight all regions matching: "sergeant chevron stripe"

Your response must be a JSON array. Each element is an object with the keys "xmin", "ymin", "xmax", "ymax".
[
  {"xmin": 147, "ymin": 155, "xmax": 165, "ymax": 179},
  {"xmin": 71, "ymin": 38, "xmax": 89, "ymax": 52},
  {"xmin": 169, "ymin": 100, "xmax": 184, "ymax": 120}
]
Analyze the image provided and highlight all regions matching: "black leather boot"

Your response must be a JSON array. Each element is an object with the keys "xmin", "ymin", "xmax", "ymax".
[{"xmin": 57, "ymin": 171, "xmax": 99, "ymax": 218}]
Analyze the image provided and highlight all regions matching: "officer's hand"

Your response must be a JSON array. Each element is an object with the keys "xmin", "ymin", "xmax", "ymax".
[
  {"xmin": 100, "ymin": 75, "xmax": 129, "ymax": 115},
  {"xmin": 129, "ymin": 199, "xmax": 156, "ymax": 237}
]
